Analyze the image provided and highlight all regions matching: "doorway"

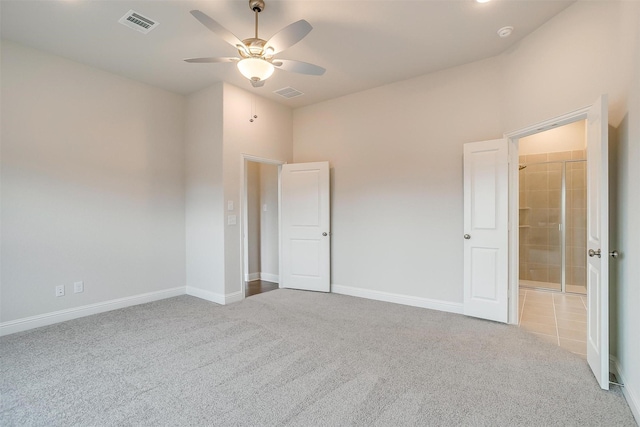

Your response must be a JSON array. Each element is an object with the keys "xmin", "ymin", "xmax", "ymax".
[
  {"xmin": 243, "ymin": 159, "xmax": 280, "ymax": 297},
  {"xmin": 518, "ymin": 120, "xmax": 587, "ymax": 295},
  {"xmin": 515, "ymin": 120, "xmax": 589, "ymax": 357}
]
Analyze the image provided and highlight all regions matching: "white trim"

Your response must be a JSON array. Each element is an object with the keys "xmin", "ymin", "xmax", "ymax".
[
  {"xmin": 0, "ymin": 286, "xmax": 185, "ymax": 337},
  {"xmin": 507, "ymin": 137, "xmax": 520, "ymax": 325},
  {"xmin": 185, "ymin": 287, "xmax": 244, "ymax": 305},
  {"xmin": 504, "ymin": 106, "xmax": 590, "ymax": 139},
  {"xmin": 332, "ymin": 284, "xmax": 463, "ymax": 315},
  {"xmin": 244, "ymin": 272, "xmax": 279, "ymax": 283},
  {"xmin": 224, "ymin": 291, "xmax": 244, "ymax": 304},
  {"xmin": 610, "ymin": 356, "xmax": 640, "ymax": 424},
  {"xmin": 186, "ymin": 286, "xmax": 225, "ymax": 304},
  {"xmin": 246, "ymin": 273, "xmax": 261, "ymax": 282},
  {"xmin": 260, "ymin": 273, "xmax": 279, "ymax": 283}
]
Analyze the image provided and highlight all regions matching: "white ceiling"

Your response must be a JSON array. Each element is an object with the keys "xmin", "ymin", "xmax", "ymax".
[{"xmin": 0, "ymin": 0, "xmax": 575, "ymax": 108}]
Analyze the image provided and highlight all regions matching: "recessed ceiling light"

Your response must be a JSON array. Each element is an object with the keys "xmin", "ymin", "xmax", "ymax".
[
  {"xmin": 497, "ymin": 26, "xmax": 514, "ymax": 38},
  {"xmin": 476, "ymin": 0, "xmax": 491, "ymax": 3}
]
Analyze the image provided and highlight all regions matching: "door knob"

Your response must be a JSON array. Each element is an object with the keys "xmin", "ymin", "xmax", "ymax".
[
  {"xmin": 588, "ymin": 249, "xmax": 601, "ymax": 258},
  {"xmin": 464, "ymin": 234, "xmax": 471, "ymax": 240},
  {"xmin": 610, "ymin": 250, "xmax": 619, "ymax": 259},
  {"xmin": 322, "ymin": 232, "xmax": 328, "ymax": 236}
]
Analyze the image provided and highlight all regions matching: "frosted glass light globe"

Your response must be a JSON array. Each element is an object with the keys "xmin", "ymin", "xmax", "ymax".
[{"xmin": 237, "ymin": 57, "xmax": 275, "ymax": 82}]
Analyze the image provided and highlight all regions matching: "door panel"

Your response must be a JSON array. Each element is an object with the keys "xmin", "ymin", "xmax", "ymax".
[
  {"xmin": 463, "ymin": 139, "xmax": 509, "ymax": 323},
  {"xmin": 586, "ymin": 95, "xmax": 609, "ymax": 390},
  {"xmin": 281, "ymin": 162, "xmax": 330, "ymax": 292},
  {"xmin": 471, "ymin": 248, "xmax": 498, "ymax": 300}
]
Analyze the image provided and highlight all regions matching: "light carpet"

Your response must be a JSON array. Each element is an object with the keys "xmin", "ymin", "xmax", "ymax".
[{"xmin": 0, "ymin": 289, "xmax": 636, "ymax": 426}]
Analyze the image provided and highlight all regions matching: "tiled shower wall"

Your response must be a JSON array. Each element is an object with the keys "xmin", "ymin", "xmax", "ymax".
[
  {"xmin": 519, "ymin": 150, "xmax": 586, "ymax": 292},
  {"xmin": 565, "ymin": 159, "xmax": 587, "ymax": 289}
]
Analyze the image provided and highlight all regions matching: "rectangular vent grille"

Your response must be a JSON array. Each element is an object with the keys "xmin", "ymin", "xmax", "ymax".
[
  {"xmin": 274, "ymin": 87, "xmax": 304, "ymax": 99},
  {"xmin": 118, "ymin": 10, "xmax": 159, "ymax": 34}
]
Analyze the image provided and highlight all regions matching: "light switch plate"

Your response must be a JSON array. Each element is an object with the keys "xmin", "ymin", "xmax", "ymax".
[
  {"xmin": 263, "ymin": 204, "xmax": 267, "ymax": 212},
  {"xmin": 74, "ymin": 281, "xmax": 84, "ymax": 293},
  {"xmin": 228, "ymin": 215, "xmax": 237, "ymax": 225},
  {"xmin": 227, "ymin": 201, "xmax": 234, "ymax": 211}
]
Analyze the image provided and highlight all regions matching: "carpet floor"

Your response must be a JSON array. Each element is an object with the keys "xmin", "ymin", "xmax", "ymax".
[{"xmin": 1, "ymin": 289, "xmax": 636, "ymax": 426}]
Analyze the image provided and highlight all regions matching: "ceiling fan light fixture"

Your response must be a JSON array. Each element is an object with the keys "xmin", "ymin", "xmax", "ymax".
[{"xmin": 237, "ymin": 57, "xmax": 275, "ymax": 83}]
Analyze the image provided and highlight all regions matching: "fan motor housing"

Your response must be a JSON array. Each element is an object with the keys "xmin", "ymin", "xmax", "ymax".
[
  {"xmin": 240, "ymin": 38, "xmax": 267, "ymax": 58},
  {"xmin": 249, "ymin": 0, "xmax": 265, "ymax": 12}
]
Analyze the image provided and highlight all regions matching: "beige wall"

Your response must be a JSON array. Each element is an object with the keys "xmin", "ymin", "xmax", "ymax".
[
  {"xmin": 1, "ymin": 41, "xmax": 186, "ymax": 322},
  {"xmin": 185, "ymin": 83, "xmax": 224, "ymax": 298},
  {"xmin": 259, "ymin": 163, "xmax": 279, "ymax": 279},
  {"xmin": 246, "ymin": 161, "xmax": 261, "ymax": 276},
  {"xmin": 222, "ymin": 83, "xmax": 292, "ymax": 296},
  {"xmin": 614, "ymin": 0, "xmax": 640, "ymax": 416},
  {"xmin": 501, "ymin": 1, "xmax": 635, "ymax": 131},
  {"xmin": 519, "ymin": 120, "xmax": 586, "ymax": 155},
  {"xmin": 293, "ymin": 0, "xmax": 640, "ymax": 413},
  {"xmin": 294, "ymin": 57, "xmax": 504, "ymax": 303}
]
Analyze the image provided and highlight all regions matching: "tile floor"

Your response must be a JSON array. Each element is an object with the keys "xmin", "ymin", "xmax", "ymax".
[{"xmin": 518, "ymin": 287, "xmax": 587, "ymax": 357}]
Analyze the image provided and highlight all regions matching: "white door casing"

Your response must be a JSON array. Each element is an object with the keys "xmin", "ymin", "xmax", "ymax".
[
  {"xmin": 586, "ymin": 95, "xmax": 609, "ymax": 390},
  {"xmin": 463, "ymin": 139, "xmax": 509, "ymax": 323},
  {"xmin": 280, "ymin": 162, "xmax": 330, "ymax": 292}
]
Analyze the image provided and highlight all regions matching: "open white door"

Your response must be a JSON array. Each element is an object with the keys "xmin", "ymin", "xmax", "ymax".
[
  {"xmin": 586, "ymin": 95, "xmax": 609, "ymax": 390},
  {"xmin": 280, "ymin": 162, "xmax": 330, "ymax": 292},
  {"xmin": 463, "ymin": 139, "xmax": 509, "ymax": 323}
]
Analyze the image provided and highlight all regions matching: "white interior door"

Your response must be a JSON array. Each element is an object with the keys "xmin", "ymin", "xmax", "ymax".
[
  {"xmin": 463, "ymin": 139, "xmax": 509, "ymax": 323},
  {"xmin": 586, "ymin": 95, "xmax": 609, "ymax": 390},
  {"xmin": 280, "ymin": 162, "xmax": 330, "ymax": 292}
]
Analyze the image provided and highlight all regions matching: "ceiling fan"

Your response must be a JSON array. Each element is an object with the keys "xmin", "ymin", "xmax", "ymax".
[{"xmin": 185, "ymin": 0, "xmax": 325, "ymax": 88}]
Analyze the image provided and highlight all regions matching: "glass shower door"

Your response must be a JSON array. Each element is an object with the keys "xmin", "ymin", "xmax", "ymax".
[{"xmin": 519, "ymin": 161, "xmax": 563, "ymax": 291}]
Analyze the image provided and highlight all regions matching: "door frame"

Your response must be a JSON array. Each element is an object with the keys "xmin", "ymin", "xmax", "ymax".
[
  {"xmin": 504, "ymin": 106, "xmax": 591, "ymax": 324},
  {"xmin": 240, "ymin": 154, "xmax": 286, "ymax": 299}
]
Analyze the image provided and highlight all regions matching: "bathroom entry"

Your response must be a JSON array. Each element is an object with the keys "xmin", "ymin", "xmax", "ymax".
[
  {"xmin": 518, "ymin": 120, "xmax": 587, "ymax": 295},
  {"xmin": 244, "ymin": 160, "xmax": 280, "ymax": 296}
]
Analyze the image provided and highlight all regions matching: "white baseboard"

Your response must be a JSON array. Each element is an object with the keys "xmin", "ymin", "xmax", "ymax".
[
  {"xmin": 224, "ymin": 291, "xmax": 244, "ymax": 304},
  {"xmin": 0, "ymin": 286, "xmax": 185, "ymax": 337},
  {"xmin": 186, "ymin": 286, "xmax": 225, "ymax": 304},
  {"xmin": 331, "ymin": 284, "xmax": 463, "ymax": 315},
  {"xmin": 245, "ymin": 273, "xmax": 261, "ymax": 282},
  {"xmin": 186, "ymin": 287, "xmax": 244, "ymax": 305},
  {"xmin": 244, "ymin": 272, "xmax": 279, "ymax": 283},
  {"xmin": 260, "ymin": 273, "xmax": 279, "ymax": 283},
  {"xmin": 610, "ymin": 355, "xmax": 640, "ymax": 424}
]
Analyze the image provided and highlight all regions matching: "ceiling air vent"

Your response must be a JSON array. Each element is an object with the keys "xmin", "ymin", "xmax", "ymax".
[
  {"xmin": 274, "ymin": 87, "xmax": 304, "ymax": 99},
  {"xmin": 118, "ymin": 10, "xmax": 159, "ymax": 34}
]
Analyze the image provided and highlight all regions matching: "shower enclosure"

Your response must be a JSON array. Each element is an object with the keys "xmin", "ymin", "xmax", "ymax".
[{"xmin": 518, "ymin": 154, "xmax": 587, "ymax": 294}]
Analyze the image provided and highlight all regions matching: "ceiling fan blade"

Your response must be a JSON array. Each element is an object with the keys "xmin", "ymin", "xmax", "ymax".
[
  {"xmin": 184, "ymin": 57, "xmax": 239, "ymax": 63},
  {"xmin": 264, "ymin": 20, "xmax": 312, "ymax": 55},
  {"xmin": 190, "ymin": 10, "xmax": 246, "ymax": 51},
  {"xmin": 273, "ymin": 59, "xmax": 326, "ymax": 76}
]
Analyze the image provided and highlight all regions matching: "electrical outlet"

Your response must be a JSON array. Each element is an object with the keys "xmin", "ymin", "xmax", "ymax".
[
  {"xmin": 55, "ymin": 285, "xmax": 65, "ymax": 297},
  {"xmin": 73, "ymin": 281, "xmax": 84, "ymax": 293}
]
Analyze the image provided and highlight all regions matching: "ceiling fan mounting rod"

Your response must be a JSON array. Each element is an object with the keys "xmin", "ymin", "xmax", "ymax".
[
  {"xmin": 255, "ymin": 10, "xmax": 259, "ymax": 39},
  {"xmin": 250, "ymin": 0, "xmax": 264, "ymax": 42}
]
